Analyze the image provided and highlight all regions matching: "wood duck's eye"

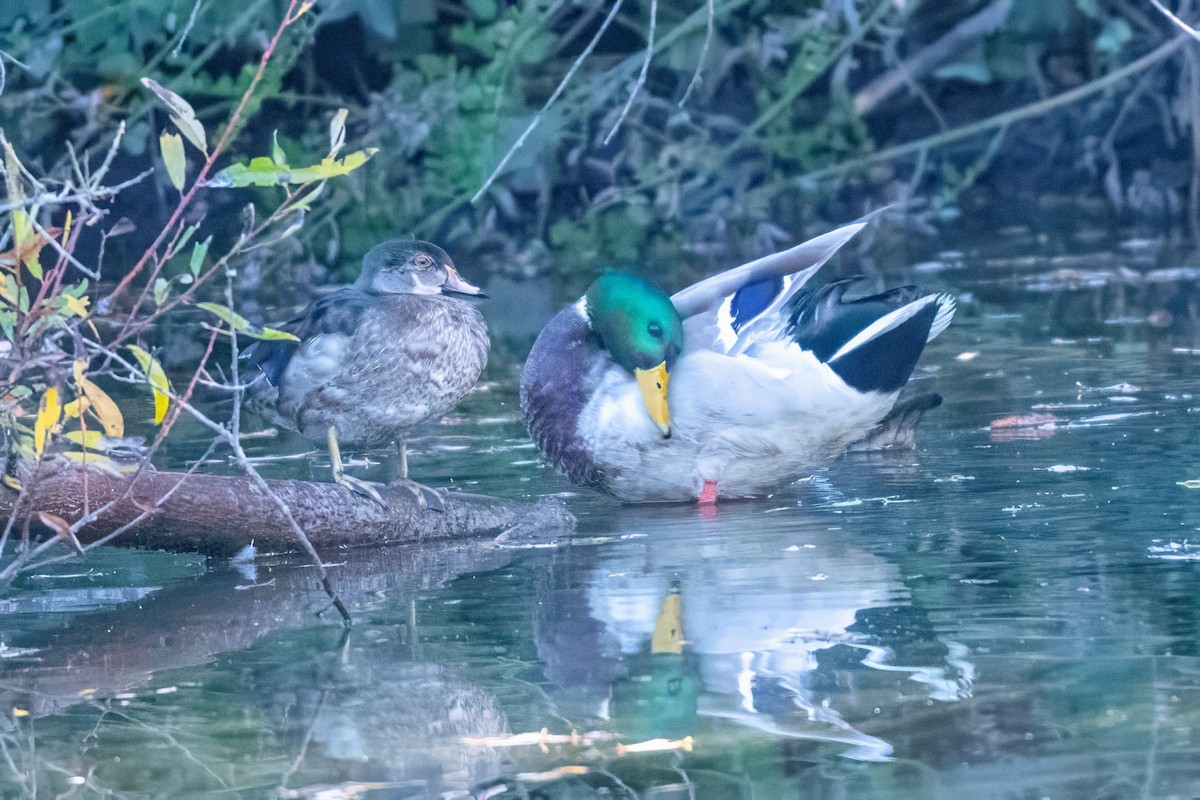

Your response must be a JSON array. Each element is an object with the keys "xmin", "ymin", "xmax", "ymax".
[
  {"xmin": 414, "ymin": 254, "xmax": 434, "ymax": 269},
  {"xmin": 647, "ymin": 321, "xmax": 663, "ymax": 339}
]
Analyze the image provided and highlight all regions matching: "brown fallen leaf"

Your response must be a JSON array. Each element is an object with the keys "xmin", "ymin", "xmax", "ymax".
[{"xmin": 990, "ymin": 413, "xmax": 1058, "ymax": 442}]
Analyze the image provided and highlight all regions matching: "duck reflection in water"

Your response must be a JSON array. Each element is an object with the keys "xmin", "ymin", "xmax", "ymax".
[{"xmin": 532, "ymin": 525, "xmax": 974, "ymax": 763}]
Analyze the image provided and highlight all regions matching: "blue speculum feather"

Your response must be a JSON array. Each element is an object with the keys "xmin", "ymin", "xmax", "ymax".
[{"xmin": 730, "ymin": 276, "xmax": 784, "ymax": 333}]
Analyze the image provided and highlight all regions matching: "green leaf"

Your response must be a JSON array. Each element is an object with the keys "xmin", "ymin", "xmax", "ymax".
[
  {"xmin": 196, "ymin": 302, "xmax": 299, "ymax": 341},
  {"xmin": 271, "ymin": 130, "xmax": 286, "ymax": 167},
  {"xmin": 207, "ymin": 148, "xmax": 378, "ymax": 188},
  {"xmin": 153, "ymin": 277, "xmax": 170, "ymax": 306},
  {"xmin": 173, "ymin": 223, "xmax": 198, "ymax": 258},
  {"xmin": 189, "ymin": 235, "xmax": 211, "ymax": 276},
  {"xmin": 140, "ymin": 77, "xmax": 207, "ymax": 154},
  {"xmin": 159, "ymin": 132, "xmax": 186, "ymax": 191}
]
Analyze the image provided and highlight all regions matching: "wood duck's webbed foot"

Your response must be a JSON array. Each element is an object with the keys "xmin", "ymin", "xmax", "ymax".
[
  {"xmin": 335, "ymin": 472, "xmax": 389, "ymax": 509},
  {"xmin": 390, "ymin": 479, "xmax": 446, "ymax": 513},
  {"xmin": 327, "ymin": 425, "xmax": 388, "ymax": 509}
]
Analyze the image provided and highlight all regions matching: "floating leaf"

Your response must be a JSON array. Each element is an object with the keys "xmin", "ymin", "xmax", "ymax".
[
  {"xmin": 206, "ymin": 148, "xmax": 378, "ymax": 188},
  {"xmin": 196, "ymin": 302, "xmax": 299, "ymax": 341},
  {"xmin": 159, "ymin": 132, "xmax": 186, "ymax": 191},
  {"xmin": 140, "ymin": 77, "xmax": 207, "ymax": 153},
  {"xmin": 329, "ymin": 108, "xmax": 348, "ymax": 156},
  {"xmin": 73, "ymin": 360, "xmax": 123, "ymax": 437},
  {"xmin": 34, "ymin": 386, "xmax": 61, "ymax": 458},
  {"xmin": 128, "ymin": 345, "xmax": 171, "ymax": 424}
]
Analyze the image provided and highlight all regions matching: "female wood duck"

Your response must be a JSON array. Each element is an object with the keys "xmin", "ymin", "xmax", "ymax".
[
  {"xmin": 520, "ymin": 217, "xmax": 955, "ymax": 504},
  {"xmin": 247, "ymin": 240, "xmax": 489, "ymax": 508}
]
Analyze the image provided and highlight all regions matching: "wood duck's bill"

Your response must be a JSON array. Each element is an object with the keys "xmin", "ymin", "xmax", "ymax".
[{"xmin": 442, "ymin": 265, "xmax": 486, "ymax": 298}]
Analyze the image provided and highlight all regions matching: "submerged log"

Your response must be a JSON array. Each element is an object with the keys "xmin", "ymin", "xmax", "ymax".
[{"xmin": 4, "ymin": 459, "xmax": 573, "ymax": 557}]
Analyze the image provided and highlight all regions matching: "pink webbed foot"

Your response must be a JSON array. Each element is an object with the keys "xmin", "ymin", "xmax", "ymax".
[{"xmin": 698, "ymin": 479, "xmax": 719, "ymax": 505}]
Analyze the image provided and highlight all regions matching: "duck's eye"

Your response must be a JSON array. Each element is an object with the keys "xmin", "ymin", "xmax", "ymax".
[
  {"xmin": 414, "ymin": 254, "xmax": 434, "ymax": 269},
  {"xmin": 647, "ymin": 321, "xmax": 663, "ymax": 339}
]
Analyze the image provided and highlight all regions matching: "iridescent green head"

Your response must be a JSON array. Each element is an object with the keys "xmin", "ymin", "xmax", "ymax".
[{"xmin": 585, "ymin": 273, "xmax": 684, "ymax": 437}]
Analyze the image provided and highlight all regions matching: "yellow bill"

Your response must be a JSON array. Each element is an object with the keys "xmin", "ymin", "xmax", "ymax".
[{"xmin": 634, "ymin": 361, "xmax": 671, "ymax": 438}]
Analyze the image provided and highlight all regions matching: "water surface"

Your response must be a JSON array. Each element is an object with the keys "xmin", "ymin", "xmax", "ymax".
[{"xmin": 3, "ymin": 236, "xmax": 1200, "ymax": 799}]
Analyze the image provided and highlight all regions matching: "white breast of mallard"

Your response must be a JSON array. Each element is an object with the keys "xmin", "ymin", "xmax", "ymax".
[
  {"xmin": 578, "ymin": 340, "xmax": 899, "ymax": 502},
  {"xmin": 292, "ymin": 295, "xmax": 488, "ymax": 445}
]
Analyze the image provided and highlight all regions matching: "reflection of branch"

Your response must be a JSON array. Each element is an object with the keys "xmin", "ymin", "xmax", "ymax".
[{"xmin": 93, "ymin": 702, "xmax": 232, "ymax": 791}]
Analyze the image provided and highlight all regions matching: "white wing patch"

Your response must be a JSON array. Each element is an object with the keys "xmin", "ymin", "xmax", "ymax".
[{"xmin": 828, "ymin": 293, "xmax": 952, "ymax": 363}]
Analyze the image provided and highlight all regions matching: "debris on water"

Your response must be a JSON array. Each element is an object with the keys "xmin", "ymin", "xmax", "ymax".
[
  {"xmin": 1039, "ymin": 465, "xmax": 1090, "ymax": 473},
  {"xmin": 1002, "ymin": 503, "xmax": 1044, "ymax": 513},
  {"xmin": 1032, "ymin": 403, "xmax": 1096, "ymax": 410},
  {"xmin": 955, "ymin": 351, "xmax": 979, "ymax": 361},
  {"xmin": 1076, "ymin": 381, "xmax": 1141, "ymax": 394},
  {"xmin": 1177, "ymin": 479, "xmax": 1200, "ymax": 489},
  {"xmin": 1148, "ymin": 540, "xmax": 1200, "ymax": 560},
  {"xmin": 933, "ymin": 474, "xmax": 975, "ymax": 482},
  {"xmin": 1071, "ymin": 411, "xmax": 1153, "ymax": 426},
  {"xmin": 990, "ymin": 413, "xmax": 1057, "ymax": 440}
]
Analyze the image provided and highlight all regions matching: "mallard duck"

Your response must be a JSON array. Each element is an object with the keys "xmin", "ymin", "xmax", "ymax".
[
  {"xmin": 520, "ymin": 218, "xmax": 954, "ymax": 503},
  {"xmin": 247, "ymin": 240, "xmax": 489, "ymax": 508}
]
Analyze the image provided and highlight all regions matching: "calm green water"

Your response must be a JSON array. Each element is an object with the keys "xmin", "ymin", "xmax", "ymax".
[{"xmin": 4, "ymin": 239, "xmax": 1200, "ymax": 799}]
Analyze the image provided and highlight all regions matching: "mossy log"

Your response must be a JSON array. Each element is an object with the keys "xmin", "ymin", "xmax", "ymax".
[{"xmin": 3, "ymin": 459, "xmax": 572, "ymax": 557}]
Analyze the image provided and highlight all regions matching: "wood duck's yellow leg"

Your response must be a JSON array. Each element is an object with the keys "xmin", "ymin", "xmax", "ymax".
[
  {"xmin": 390, "ymin": 436, "xmax": 445, "ymax": 513},
  {"xmin": 327, "ymin": 425, "xmax": 387, "ymax": 508}
]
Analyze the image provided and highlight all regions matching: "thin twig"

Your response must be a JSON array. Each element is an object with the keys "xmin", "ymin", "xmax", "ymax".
[
  {"xmin": 678, "ymin": 0, "xmax": 714, "ymax": 107},
  {"xmin": 102, "ymin": 0, "xmax": 302, "ymax": 313},
  {"xmin": 798, "ymin": 33, "xmax": 1190, "ymax": 184},
  {"xmin": 472, "ymin": 0, "xmax": 625, "ymax": 203},
  {"xmin": 172, "ymin": 0, "xmax": 206, "ymax": 56},
  {"xmin": 603, "ymin": 0, "xmax": 657, "ymax": 145},
  {"xmin": 1148, "ymin": 0, "xmax": 1200, "ymax": 40}
]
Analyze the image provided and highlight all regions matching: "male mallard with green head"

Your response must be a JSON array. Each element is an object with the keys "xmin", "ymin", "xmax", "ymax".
[
  {"xmin": 520, "ymin": 217, "xmax": 954, "ymax": 504},
  {"xmin": 247, "ymin": 240, "xmax": 488, "ymax": 508}
]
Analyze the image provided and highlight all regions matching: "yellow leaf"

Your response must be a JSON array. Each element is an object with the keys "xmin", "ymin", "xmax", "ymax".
[
  {"xmin": 73, "ymin": 360, "xmax": 123, "ymax": 437},
  {"xmin": 127, "ymin": 345, "xmax": 171, "ymax": 424},
  {"xmin": 63, "ymin": 429, "xmax": 105, "ymax": 449},
  {"xmin": 62, "ymin": 210, "xmax": 72, "ymax": 246},
  {"xmin": 62, "ymin": 294, "xmax": 89, "ymax": 318},
  {"xmin": 34, "ymin": 386, "xmax": 61, "ymax": 458},
  {"xmin": 63, "ymin": 398, "xmax": 88, "ymax": 418},
  {"xmin": 12, "ymin": 708, "xmax": 28, "ymax": 718},
  {"xmin": 159, "ymin": 132, "xmax": 187, "ymax": 191},
  {"xmin": 2, "ymin": 474, "xmax": 21, "ymax": 491}
]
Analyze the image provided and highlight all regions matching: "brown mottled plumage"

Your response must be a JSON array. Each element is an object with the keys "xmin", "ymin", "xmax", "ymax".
[{"xmin": 247, "ymin": 240, "xmax": 488, "ymax": 506}]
